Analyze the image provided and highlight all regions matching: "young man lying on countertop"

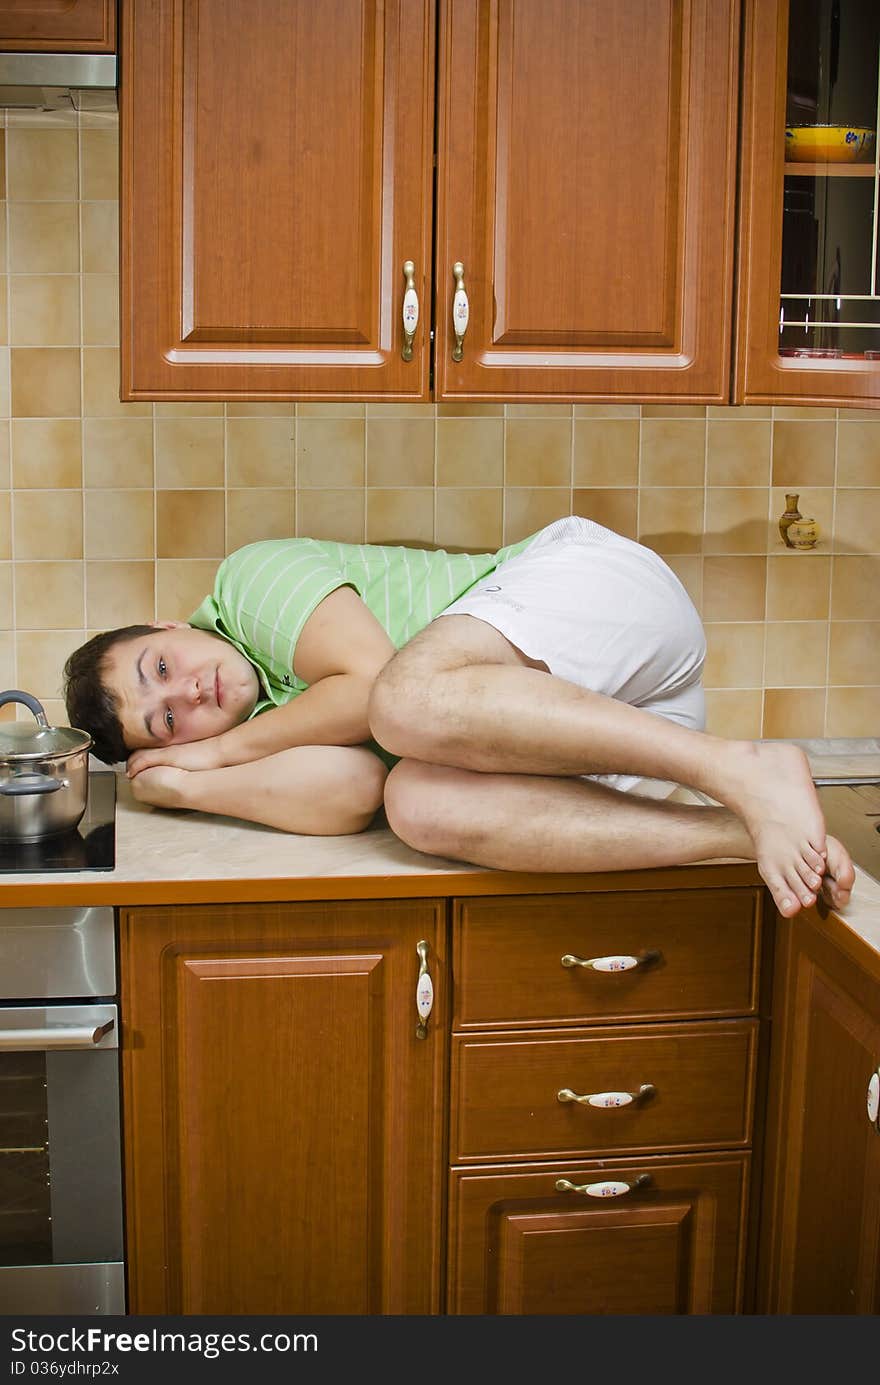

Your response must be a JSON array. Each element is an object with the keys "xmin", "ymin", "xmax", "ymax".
[{"xmin": 63, "ymin": 515, "xmax": 854, "ymax": 920}]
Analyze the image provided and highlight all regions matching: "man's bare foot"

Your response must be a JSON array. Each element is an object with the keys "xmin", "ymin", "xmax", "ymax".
[
  {"xmin": 712, "ymin": 741, "xmax": 828, "ymax": 918},
  {"xmin": 820, "ymin": 834, "xmax": 856, "ymax": 912}
]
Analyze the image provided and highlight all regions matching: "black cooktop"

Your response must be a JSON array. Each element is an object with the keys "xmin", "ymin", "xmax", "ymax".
[{"xmin": 0, "ymin": 770, "xmax": 116, "ymax": 873}]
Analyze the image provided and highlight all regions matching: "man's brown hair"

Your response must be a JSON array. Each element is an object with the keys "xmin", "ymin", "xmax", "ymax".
[{"xmin": 63, "ymin": 626, "xmax": 156, "ymax": 764}]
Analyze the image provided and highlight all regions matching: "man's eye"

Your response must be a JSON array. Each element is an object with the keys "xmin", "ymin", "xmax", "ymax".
[
  {"xmin": 164, "ymin": 708, "xmax": 174, "ymax": 733},
  {"xmin": 158, "ymin": 658, "xmax": 167, "ymax": 677}
]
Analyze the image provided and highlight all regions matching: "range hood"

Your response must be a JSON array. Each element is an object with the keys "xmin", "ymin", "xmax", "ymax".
[{"xmin": 0, "ymin": 53, "xmax": 116, "ymax": 111}]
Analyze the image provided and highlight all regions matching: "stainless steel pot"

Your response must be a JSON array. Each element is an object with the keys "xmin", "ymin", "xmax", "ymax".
[{"xmin": 0, "ymin": 690, "xmax": 93, "ymax": 842}]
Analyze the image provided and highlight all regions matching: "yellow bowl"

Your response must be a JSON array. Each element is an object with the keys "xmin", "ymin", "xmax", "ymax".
[{"xmin": 785, "ymin": 124, "xmax": 876, "ymax": 163}]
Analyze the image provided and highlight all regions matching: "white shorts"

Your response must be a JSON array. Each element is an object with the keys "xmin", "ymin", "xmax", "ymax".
[{"xmin": 438, "ymin": 515, "xmax": 707, "ymax": 796}]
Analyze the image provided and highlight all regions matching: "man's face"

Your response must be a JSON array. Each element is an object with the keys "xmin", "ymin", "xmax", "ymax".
[{"xmin": 103, "ymin": 624, "xmax": 261, "ymax": 752}]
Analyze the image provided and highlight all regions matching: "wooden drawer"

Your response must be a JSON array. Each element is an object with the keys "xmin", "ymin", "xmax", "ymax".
[
  {"xmin": 451, "ymin": 1019, "xmax": 758, "ymax": 1162},
  {"xmin": 453, "ymin": 889, "xmax": 762, "ymax": 1029}
]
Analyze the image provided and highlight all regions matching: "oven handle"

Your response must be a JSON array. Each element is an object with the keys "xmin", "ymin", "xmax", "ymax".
[{"xmin": 0, "ymin": 1012, "xmax": 116, "ymax": 1050}]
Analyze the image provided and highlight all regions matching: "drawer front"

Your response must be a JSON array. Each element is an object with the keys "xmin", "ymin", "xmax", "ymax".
[
  {"xmin": 453, "ymin": 889, "xmax": 762, "ymax": 1029},
  {"xmin": 451, "ymin": 1020, "xmax": 758, "ymax": 1161}
]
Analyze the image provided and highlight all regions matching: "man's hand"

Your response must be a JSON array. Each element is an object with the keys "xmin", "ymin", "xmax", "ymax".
[
  {"xmin": 128, "ymin": 764, "xmax": 192, "ymax": 811},
  {"xmin": 127, "ymin": 737, "xmax": 225, "ymax": 778}
]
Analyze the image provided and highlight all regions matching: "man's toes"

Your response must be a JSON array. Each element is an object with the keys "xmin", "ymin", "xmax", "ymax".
[
  {"xmin": 766, "ymin": 873, "xmax": 800, "ymax": 916},
  {"xmin": 802, "ymin": 842, "xmax": 826, "ymax": 871},
  {"xmin": 795, "ymin": 859, "xmax": 823, "ymax": 892},
  {"xmin": 785, "ymin": 868, "xmax": 816, "ymax": 909}
]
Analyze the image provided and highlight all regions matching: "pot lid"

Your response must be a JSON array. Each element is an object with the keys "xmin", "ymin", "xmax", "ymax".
[{"xmin": 0, "ymin": 721, "xmax": 92, "ymax": 759}]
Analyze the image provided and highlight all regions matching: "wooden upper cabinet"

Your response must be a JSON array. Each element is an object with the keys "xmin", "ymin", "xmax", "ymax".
[
  {"xmin": 0, "ymin": 1, "xmax": 115, "ymax": 51},
  {"xmin": 737, "ymin": 0, "xmax": 880, "ymax": 406},
  {"xmin": 434, "ymin": 0, "xmax": 741, "ymax": 402},
  {"xmin": 120, "ymin": 0, "xmax": 435, "ymax": 401}
]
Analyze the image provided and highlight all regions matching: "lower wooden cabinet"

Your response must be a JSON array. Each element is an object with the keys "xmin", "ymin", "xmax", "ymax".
[
  {"xmin": 447, "ymin": 1153, "xmax": 751, "ymax": 1314},
  {"xmin": 119, "ymin": 898, "xmax": 447, "ymax": 1314}
]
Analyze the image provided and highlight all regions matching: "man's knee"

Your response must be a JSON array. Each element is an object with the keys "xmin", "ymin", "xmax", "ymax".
[
  {"xmin": 368, "ymin": 648, "xmax": 436, "ymax": 757},
  {"xmin": 383, "ymin": 760, "xmax": 458, "ymax": 856}
]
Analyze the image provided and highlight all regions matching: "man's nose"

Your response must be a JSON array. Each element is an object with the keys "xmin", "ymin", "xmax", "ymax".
[{"xmin": 178, "ymin": 677, "xmax": 201, "ymax": 706}]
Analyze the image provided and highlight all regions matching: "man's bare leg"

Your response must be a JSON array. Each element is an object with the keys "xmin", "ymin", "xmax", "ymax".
[{"xmin": 369, "ymin": 616, "xmax": 853, "ymax": 918}]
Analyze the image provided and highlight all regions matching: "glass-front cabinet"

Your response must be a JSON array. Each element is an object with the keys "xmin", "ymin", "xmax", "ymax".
[{"xmin": 737, "ymin": 0, "xmax": 880, "ymax": 405}]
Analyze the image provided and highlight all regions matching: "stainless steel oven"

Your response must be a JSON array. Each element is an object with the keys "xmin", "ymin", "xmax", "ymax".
[{"xmin": 0, "ymin": 906, "xmax": 124, "ymax": 1314}]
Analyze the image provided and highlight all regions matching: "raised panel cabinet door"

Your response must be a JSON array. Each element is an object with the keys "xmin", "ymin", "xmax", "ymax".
[
  {"xmin": 120, "ymin": 899, "xmax": 448, "ymax": 1314},
  {"xmin": 757, "ymin": 909, "xmax": 880, "ymax": 1313},
  {"xmin": 121, "ymin": 0, "xmax": 435, "ymax": 400},
  {"xmin": 0, "ymin": 1, "xmax": 115, "ymax": 50},
  {"xmin": 434, "ymin": 0, "xmax": 740, "ymax": 401},
  {"xmin": 448, "ymin": 1153, "xmax": 750, "ymax": 1313}
]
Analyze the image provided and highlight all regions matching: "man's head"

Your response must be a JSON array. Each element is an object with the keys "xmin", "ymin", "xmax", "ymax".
[{"xmin": 64, "ymin": 622, "xmax": 261, "ymax": 763}]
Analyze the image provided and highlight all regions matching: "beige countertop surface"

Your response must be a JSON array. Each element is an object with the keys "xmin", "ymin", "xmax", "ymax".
[{"xmin": 0, "ymin": 740, "xmax": 877, "ymax": 964}]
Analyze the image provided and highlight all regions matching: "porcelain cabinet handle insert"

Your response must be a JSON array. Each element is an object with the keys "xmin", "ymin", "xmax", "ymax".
[
  {"xmin": 557, "ymin": 1083, "xmax": 655, "ymax": 1108},
  {"xmin": 867, "ymin": 1068, "xmax": 880, "ymax": 1129},
  {"xmin": 556, "ymin": 1174, "xmax": 652, "ymax": 1199},
  {"xmin": 401, "ymin": 260, "xmax": 419, "ymax": 361},
  {"xmin": 451, "ymin": 261, "xmax": 469, "ymax": 361},
  {"xmin": 560, "ymin": 949, "xmax": 660, "ymax": 972},
  {"xmin": 415, "ymin": 939, "xmax": 433, "ymax": 1040}
]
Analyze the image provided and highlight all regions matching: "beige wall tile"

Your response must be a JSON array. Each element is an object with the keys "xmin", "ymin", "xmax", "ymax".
[
  {"xmin": 829, "ymin": 622, "xmax": 880, "ymax": 684},
  {"xmin": 762, "ymin": 688, "xmax": 826, "ymax": 739},
  {"xmin": 14, "ymin": 490, "xmax": 82, "ymax": 559},
  {"xmin": 15, "ymin": 561, "xmax": 83, "ymax": 628},
  {"xmin": 366, "ymin": 489, "xmax": 434, "ymax": 546},
  {"xmin": 766, "ymin": 553, "xmax": 831, "ymax": 620},
  {"xmin": 702, "ymin": 556, "xmax": 767, "ymax": 621},
  {"xmin": 156, "ymin": 560, "xmax": 218, "ymax": 623},
  {"xmin": 226, "ymin": 489, "xmax": 295, "ymax": 551},
  {"xmin": 0, "ymin": 493, "xmax": 10, "ymax": 561},
  {"xmin": 0, "ymin": 563, "xmax": 12, "ymax": 626},
  {"xmin": 225, "ymin": 402, "xmax": 295, "ymax": 417},
  {"xmin": 638, "ymin": 488, "xmax": 704, "ymax": 554},
  {"xmin": 435, "ymin": 489, "xmax": 503, "ymax": 552},
  {"xmin": 81, "ymin": 274, "xmax": 118, "ymax": 346},
  {"xmin": 763, "ymin": 621, "xmax": 828, "ymax": 687},
  {"xmin": 226, "ymin": 418, "xmax": 294, "ymax": 487},
  {"xmin": 297, "ymin": 419, "xmax": 364, "ymax": 487},
  {"xmin": 771, "ymin": 420, "xmax": 835, "ymax": 487},
  {"xmin": 296, "ymin": 402, "xmax": 362, "ymax": 417},
  {"xmin": 703, "ymin": 622, "xmax": 765, "ymax": 688},
  {"xmin": 0, "ymin": 424, "xmax": 8, "ymax": 488},
  {"xmin": 573, "ymin": 487, "xmax": 637, "ymax": 539},
  {"xmin": 573, "ymin": 420, "xmax": 639, "ymax": 487},
  {"xmin": 574, "ymin": 403, "xmax": 641, "ymax": 417},
  {"xmin": 0, "ymin": 632, "xmax": 13, "ymax": 690},
  {"xmin": 156, "ymin": 490, "xmax": 223, "ymax": 558},
  {"xmin": 436, "ymin": 418, "xmax": 503, "ymax": 486},
  {"xmin": 80, "ymin": 129, "xmax": 118, "ymax": 200},
  {"xmin": 708, "ymin": 405, "xmax": 771, "ymax": 419},
  {"xmin": 87, "ymin": 561, "xmax": 155, "ymax": 629},
  {"xmin": 837, "ymin": 422, "xmax": 880, "ymax": 486},
  {"xmin": 84, "ymin": 418, "xmax": 154, "ymax": 488},
  {"xmin": 773, "ymin": 405, "xmax": 835, "ymax": 419},
  {"xmin": 367, "ymin": 402, "xmax": 434, "ymax": 418},
  {"xmin": 83, "ymin": 348, "xmax": 150, "ymax": 417},
  {"xmin": 12, "ymin": 419, "xmax": 81, "ymax": 489},
  {"xmin": 11, "ymin": 348, "xmax": 80, "ymax": 417},
  {"xmin": 661, "ymin": 554, "xmax": 703, "ymax": 608},
  {"xmin": 703, "ymin": 489, "xmax": 768, "ymax": 554},
  {"xmin": 367, "ymin": 418, "xmax": 434, "ymax": 487},
  {"xmin": 296, "ymin": 489, "xmax": 365, "ymax": 543},
  {"xmin": 504, "ymin": 489, "xmax": 570, "ymax": 544},
  {"xmin": 80, "ymin": 202, "xmax": 118, "ymax": 274},
  {"xmin": 770, "ymin": 486, "xmax": 833, "ymax": 552},
  {"xmin": 156, "ymin": 419, "xmax": 224, "ymax": 488},
  {"xmin": 507, "ymin": 403, "xmax": 572, "ymax": 417},
  {"xmin": 704, "ymin": 688, "xmax": 764, "ymax": 738},
  {"xmin": 8, "ymin": 204, "xmax": 78, "ymax": 274},
  {"xmin": 642, "ymin": 404, "xmax": 706, "ymax": 418},
  {"xmin": 706, "ymin": 421, "xmax": 771, "ymax": 485},
  {"xmin": 7, "ymin": 130, "xmax": 77, "ymax": 201},
  {"xmin": 437, "ymin": 401, "xmax": 504, "ymax": 417},
  {"xmin": 826, "ymin": 687, "xmax": 880, "ymax": 736},
  {"xmin": 154, "ymin": 401, "xmax": 223, "ymax": 418},
  {"xmin": 0, "ymin": 348, "xmax": 9, "ymax": 418},
  {"xmin": 85, "ymin": 491, "xmax": 153, "ymax": 559},
  {"xmin": 639, "ymin": 420, "xmax": 705, "ymax": 486},
  {"xmin": 0, "ymin": 276, "xmax": 6, "ymax": 347},
  {"xmin": 831, "ymin": 555, "xmax": 880, "ymax": 619},
  {"xmin": 17, "ymin": 630, "xmax": 84, "ymax": 704},
  {"xmin": 9, "ymin": 276, "xmax": 79, "ymax": 346},
  {"xmin": 830, "ymin": 489, "xmax": 880, "ymax": 552},
  {"xmin": 505, "ymin": 419, "xmax": 571, "ymax": 486}
]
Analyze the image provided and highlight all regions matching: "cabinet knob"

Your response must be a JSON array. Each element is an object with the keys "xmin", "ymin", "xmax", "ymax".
[
  {"xmin": 557, "ymin": 1083, "xmax": 655, "ymax": 1108},
  {"xmin": 401, "ymin": 260, "xmax": 419, "ymax": 362},
  {"xmin": 415, "ymin": 939, "xmax": 433, "ymax": 1040},
  {"xmin": 556, "ymin": 1174, "xmax": 652, "ymax": 1199},
  {"xmin": 560, "ymin": 949, "xmax": 660, "ymax": 972},
  {"xmin": 867, "ymin": 1068, "xmax": 880, "ymax": 1129},
  {"xmin": 451, "ymin": 261, "xmax": 469, "ymax": 361}
]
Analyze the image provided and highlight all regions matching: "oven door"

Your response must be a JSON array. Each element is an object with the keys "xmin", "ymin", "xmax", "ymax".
[{"xmin": 0, "ymin": 1004, "xmax": 125, "ymax": 1314}]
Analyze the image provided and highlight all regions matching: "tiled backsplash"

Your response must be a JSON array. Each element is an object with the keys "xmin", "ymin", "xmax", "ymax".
[{"xmin": 0, "ymin": 110, "xmax": 878, "ymax": 737}]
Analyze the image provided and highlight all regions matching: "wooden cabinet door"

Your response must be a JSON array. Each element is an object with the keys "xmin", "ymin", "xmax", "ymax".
[
  {"xmin": 120, "ymin": 0, "xmax": 435, "ymax": 401},
  {"xmin": 434, "ymin": 0, "xmax": 740, "ymax": 402},
  {"xmin": 449, "ymin": 1153, "xmax": 750, "ymax": 1313},
  {"xmin": 757, "ymin": 908, "xmax": 880, "ymax": 1312},
  {"xmin": 0, "ymin": 1, "xmax": 115, "ymax": 50},
  {"xmin": 120, "ymin": 898, "xmax": 448, "ymax": 1314}
]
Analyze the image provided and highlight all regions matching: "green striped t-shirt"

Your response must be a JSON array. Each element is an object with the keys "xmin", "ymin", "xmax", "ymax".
[{"xmin": 189, "ymin": 534, "xmax": 536, "ymax": 715}]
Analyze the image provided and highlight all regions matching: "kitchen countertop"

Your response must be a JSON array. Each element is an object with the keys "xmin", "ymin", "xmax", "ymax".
[{"xmin": 0, "ymin": 741, "xmax": 877, "ymax": 965}]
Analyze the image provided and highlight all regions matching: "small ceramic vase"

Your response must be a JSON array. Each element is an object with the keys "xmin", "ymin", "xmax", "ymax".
[
  {"xmin": 778, "ymin": 493, "xmax": 802, "ymax": 547},
  {"xmin": 787, "ymin": 517, "xmax": 820, "ymax": 549}
]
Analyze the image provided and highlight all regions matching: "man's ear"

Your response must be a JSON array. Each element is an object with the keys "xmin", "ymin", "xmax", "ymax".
[{"xmin": 151, "ymin": 620, "xmax": 189, "ymax": 630}]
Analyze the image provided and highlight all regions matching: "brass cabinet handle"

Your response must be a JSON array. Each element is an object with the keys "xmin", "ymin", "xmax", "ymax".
[
  {"xmin": 560, "ymin": 949, "xmax": 661, "ymax": 972},
  {"xmin": 415, "ymin": 939, "xmax": 433, "ymax": 1040},
  {"xmin": 868, "ymin": 1068, "xmax": 880, "ymax": 1130},
  {"xmin": 451, "ymin": 260, "xmax": 469, "ymax": 361},
  {"xmin": 401, "ymin": 260, "xmax": 419, "ymax": 361},
  {"xmin": 556, "ymin": 1174, "xmax": 652, "ymax": 1199},
  {"xmin": 557, "ymin": 1083, "xmax": 655, "ymax": 1108}
]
